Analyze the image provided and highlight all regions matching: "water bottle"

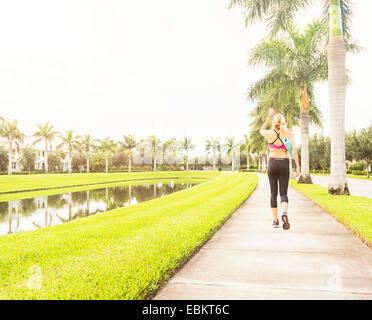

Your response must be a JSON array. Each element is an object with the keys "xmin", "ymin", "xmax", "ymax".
[
  {"xmin": 269, "ymin": 108, "xmax": 276, "ymax": 118},
  {"xmin": 283, "ymin": 138, "xmax": 293, "ymax": 159}
]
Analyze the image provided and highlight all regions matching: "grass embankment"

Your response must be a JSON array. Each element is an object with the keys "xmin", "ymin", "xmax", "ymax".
[
  {"xmin": 290, "ymin": 180, "xmax": 372, "ymax": 247},
  {"xmin": 0, "ymin": 171, "xmax": 221, "ymax": 194},
  {"xmin": 0, "ymin": 172, "xmax": 258, "ymax": 299},
  {"xmin": 311, "ymin": 173, "xmax": 372, "ymax": 181}
]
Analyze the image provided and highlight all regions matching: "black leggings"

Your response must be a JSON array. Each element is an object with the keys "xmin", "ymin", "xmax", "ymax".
[{"xmin": 267, "ymin": 158, "xmax": 289, "ymax": 208}]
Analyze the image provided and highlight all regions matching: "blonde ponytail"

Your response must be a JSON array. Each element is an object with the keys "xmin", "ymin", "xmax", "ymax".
[{"xmin": 272, "ymin": 113, "xmax": 286, "ymax": 132}]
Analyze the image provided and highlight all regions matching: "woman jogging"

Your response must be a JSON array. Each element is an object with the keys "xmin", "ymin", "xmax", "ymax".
[{"xmin": 260, "ymin": 110, "xmax": 300, "ymax": 230}]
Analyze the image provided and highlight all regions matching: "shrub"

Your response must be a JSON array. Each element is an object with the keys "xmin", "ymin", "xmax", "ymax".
[
  {"xmin": 351, "ymin": 170, "xmax": 367, "ymax": 176},
  {"xmin": 349, "ymin": 163, "xmax": 365, "ymax": 171}
]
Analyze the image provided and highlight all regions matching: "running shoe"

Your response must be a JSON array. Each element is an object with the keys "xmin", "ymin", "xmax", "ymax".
[
  {"xmin": 282, "ymin": 212, "xmax": 290, "ymax": 230},
  {"xmin": 272, "ymin": 219, "xmax": 280, "ymax": 228}
]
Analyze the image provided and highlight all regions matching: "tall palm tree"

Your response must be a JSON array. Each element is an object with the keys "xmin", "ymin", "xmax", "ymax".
[
  {"xmin": 97, "ymin": 137, "xmax": 117, "ymax": 173},
  {"xmin": 147, "ymin": 135, "xmax": 161, "ymax": 171},
  {"xmin": 0, "ymin": 119, "xmax": 25, "ymax": 175},
  {"xmin": 225, "ymin": 137, "xmax": 238, "ymax": 171},
  {"xmin": 205, "ymin": 138, "xmax": 220, "ymax": 171},
  {"xmin": 120, "ymin": 134, "xmax": 141, "ymax": 172},
  {"xmin": 33, "ymin": 122, "xmax": 59, "ymax": 173},
  {"xmin": 162, "ymin": 138, "xmax": 177, "ymax": 168},
  {"xmin": 57, "ymin": 130, "xmax": 79, "ymax": 173},
  {"xmin": 249, "ymin": 128, "xmax": 267, "ymax": 172},
  {"xmin": 77, "ymin": 134, "xmax": 96, "ymax": 173},
  {"xmin": 240, "ymin": 134, "xmax": 251, "ymax": 170},
  {"xmin": 181, "ymin": 137, "xmax": 195, "ymax": 171},
  {"xmin": 248, "ymin": 20, "xmax": 328, "ymax": 183},
  {"xmin": 229, "ymin": 0, "xmax": 357, "ymax": 193}
]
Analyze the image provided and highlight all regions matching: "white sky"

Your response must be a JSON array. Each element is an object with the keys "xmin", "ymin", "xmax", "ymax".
[{"xmin": 0, "ymin": 0, "xmax": 371, "ymax": 155}]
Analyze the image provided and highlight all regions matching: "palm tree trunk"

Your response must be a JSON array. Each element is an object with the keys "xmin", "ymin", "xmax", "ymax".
[
  {"xmin": 232, "ymin": 151, "xmax": 235, "ymax": 171},
  {"xmin": 128, "ymin": 150, "xmax": 132, "ymax": 172},
  {"xmin": 246, "ymin": 154, "xmax": 250, "ymax": 171},
  {"xmin": 213, "ymin": 151, "xmax": 216, "ymax": 171},
  {"xmin": 87, "ymin": 155, "xmax": 90, "ymax": 173},
  {"xmin": 262, "ymin": 153, "xmax": 267, "ymax": 172},
  {"xmin": 258, "ymin": 154, "xmax": 261, "ymax": 171},
  {"xmin": 45, "ymin": 137, "xmax": 48, "ymax": 173},
  {"xmin": 8, "ymin": 140, "xmax": 12, "ymax": 175},
  {"xmin": 153, "ymin": 151, "xmax": 157, "ymax": 171},
  {"xmin": 327, "ymin": 0, "xmax": 349, "ymax": 195},
  {"xmin": 298, "ymin": 85, "xmax": 313, "ymax": 184},
  {"xmin": 186, "ymin": 150, "xmax": 189, "ymax": 171},
  {"xmin": 105, "ymin": 156, "xmax": 109, "ymax": 173},
  {"xmin": 69, "ymin": 153, "xmax": 72, "ymax": 173}
]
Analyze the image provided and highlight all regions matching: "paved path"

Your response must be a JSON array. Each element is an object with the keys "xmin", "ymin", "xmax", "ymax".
[
  {"xmin": 154, "ymin": 174, "xmax": 372, "ymax": 300},
  {"xmin": 311, "ymin": 175, "xmax": 372, "ymax": 199}
]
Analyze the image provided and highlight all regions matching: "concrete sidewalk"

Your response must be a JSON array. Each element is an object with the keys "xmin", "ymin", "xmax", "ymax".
[{"xmin": 154, "ymin": 174, "xmax": 372, "ymax": 300}]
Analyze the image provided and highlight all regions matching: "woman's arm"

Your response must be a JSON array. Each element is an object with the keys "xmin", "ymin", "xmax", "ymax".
[
  {"xmin": 288, "ymin": 132, "xmax": 300, "ymax": 176},
  {"xmin": 260, "ymin": 116, "xmax": 271, "ymax": 136}
]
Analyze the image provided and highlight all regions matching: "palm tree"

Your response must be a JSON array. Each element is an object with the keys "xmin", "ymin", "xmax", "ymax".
[
  {"xmin": 0, "ymin": 119, "xmax": 25, "ymax": 175},
  {"xmin": 229, "ymin": 0, "xmax": 357, "ymax": 193},
  {"xmin": 77, "ymin": 134, "xmax": 96, "ymax": 173},
  {"xmin": 248, "ymin": 20, "xmax": 328, "ymax": 183},
  {"xmin": 240, "ymin": 134, "xmax": 251, "ymax": 170},
  {"xmin": 33, "ymin": 122, "xmax": 59, "ymax": 173},
  {"xmin": 249, "ymin": 128, "xmax": 267, "ymax": 172},
  {"xmin": 205, "ymin": 138, "xmax": 220, "ymax": 171},
  {"xmin": 120, "ymin": 134, "xmax": 141, "ymax": 172},
  {"xmin": 225, "ymin": 137, "xmax": 238, "ymax": 171},
  {"xmin": 97, "ymin": 137, "xmax": 117, "ymax": 173},
  {"xmin": 57, "ymin": 130, "xmax": 79, "ymax": 173},
  {"xmin": 146, "ymin": 135, "xmax": 161, "ymax": 171},
  {"xmin": 162, "ymin": 138, "xmax": 177, "ymax": 168},
  {"xmin": 181, "ymin": 138, "xmax": 195, "ymax": 171}
]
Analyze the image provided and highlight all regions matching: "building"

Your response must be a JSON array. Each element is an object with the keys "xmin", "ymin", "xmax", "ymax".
[
  {"xmin": 9, "ymin": 145, "xmax": 22, "ymax": 173},
  {"xmin": 35, "ymin": 149, "xmax": 46, "ymax": 170}
]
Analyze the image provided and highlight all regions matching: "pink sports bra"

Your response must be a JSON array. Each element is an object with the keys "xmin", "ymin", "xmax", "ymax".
[{"xmin": 269, "ymin": 130, "xmax": 286, "ymax": 150}]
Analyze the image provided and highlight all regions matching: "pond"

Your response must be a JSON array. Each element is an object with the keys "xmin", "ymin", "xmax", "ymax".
[{"xmin": 0, "ymin": 181, "xmax": 196, "ymax": 236}]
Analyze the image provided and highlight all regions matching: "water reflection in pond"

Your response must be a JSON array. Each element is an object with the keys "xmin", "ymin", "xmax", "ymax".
[{"xmin": 0, "ymin": 181, "xmax": 195, "ymax": 236}]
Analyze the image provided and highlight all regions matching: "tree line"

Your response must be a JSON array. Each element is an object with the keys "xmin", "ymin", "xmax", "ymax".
[
  {"xmin": 0, "ymin": 118, "xmax": 253, "ymax": 174},
  {"xmin": 299, "ymin": 125, "xmax": 372, "ymax": 177}
]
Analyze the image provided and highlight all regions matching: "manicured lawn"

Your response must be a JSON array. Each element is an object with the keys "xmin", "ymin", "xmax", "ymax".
[
  {"xmin": 290, "ymin": 180, "xmax": 372, "ymax": 247},
  {"xmin": 311, "ymin": 173, "xmax": 372, "ymax": 181},
  {"xmin": 0, "ymin": 172, "xmax": 257, "ymax": 299},
  {"xmin": 347, "ymin": 175, "xmax": 372, "ymax": 181},
  {"xmin": 0, "ymin": 171, "xmax": 221, "ymax": 194}
]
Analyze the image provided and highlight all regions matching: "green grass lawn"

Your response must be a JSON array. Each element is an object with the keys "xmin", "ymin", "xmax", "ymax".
[
  {"xmin": 0, "ymin": 171, "xmax": 257, "ymax": 299},
  {"xmin": 311, "ymin": 173, "xmax": 372, "ymax": 181},
  {"xmin": 0, "ymin": 171, "xmax": 222, "ymax": 194},
  {"xmin": 290, "ymin": 180, "xmax": 372, "ymax": 247}
]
